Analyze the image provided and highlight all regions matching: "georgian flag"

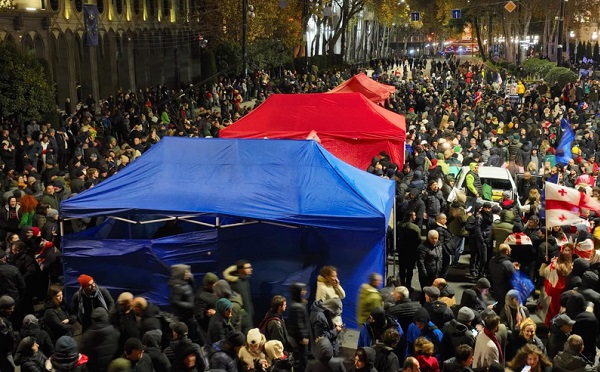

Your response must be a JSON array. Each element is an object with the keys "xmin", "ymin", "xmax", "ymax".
[{"xmin": 545, "ymin": 182, "xmax": 600, "ymax": 228}]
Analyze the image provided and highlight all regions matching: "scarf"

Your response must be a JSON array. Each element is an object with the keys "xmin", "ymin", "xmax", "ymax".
[
  {"xmin": 77, "ymin": 287, "xmax": 107, "ymax": 321},
  {"xmin": 483, "ymin": 327, "xmax": 503, "ymax": 364}
]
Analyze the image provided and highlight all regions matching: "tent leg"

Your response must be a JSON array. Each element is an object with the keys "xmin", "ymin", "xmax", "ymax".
[{"xmin": 392, "ymin": 200, "xmax": 397, "ymax": 277}]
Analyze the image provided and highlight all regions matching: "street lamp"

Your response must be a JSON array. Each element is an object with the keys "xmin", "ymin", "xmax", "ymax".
[
  {"xmin": 241, "ymin": 1, "xmax": 255, "ymax": 76},
  {"xmin": 557, "ymin": 0, "xmax": 567, "ymax": 66}
]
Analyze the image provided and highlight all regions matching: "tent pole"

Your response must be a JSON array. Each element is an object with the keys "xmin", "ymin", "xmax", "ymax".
[
  {"xmin": 392, "ymin": 199, "xmax": 397, "ymax": 277},
  {"xmin": 59, "ymin": 220, "xmax": 64, "ymax": 237}
]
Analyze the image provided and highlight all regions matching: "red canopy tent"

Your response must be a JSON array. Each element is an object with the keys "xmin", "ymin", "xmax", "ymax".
[
  {"xmin": 220, "ymin": 93, "xmax": 406, "ymax": 170},
  {"xmin": 327, "ymin": 73, "xmax": 396, "ymax": 104}
]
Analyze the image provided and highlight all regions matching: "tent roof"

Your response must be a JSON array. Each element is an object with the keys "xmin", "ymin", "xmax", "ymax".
[
  {"xmin": 327, "ymin": 73, "xmax": 396, "ymax": 103},
  {"xmin": 221, "ymin": 93, "xmax": 405, "ymax": 141},
  {"xmin": 60, "ymin": 137, "xmax": 395, "ymax": 231}
]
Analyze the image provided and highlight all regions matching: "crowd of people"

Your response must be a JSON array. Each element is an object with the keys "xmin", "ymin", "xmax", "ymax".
[{"xmin": 0, "ymin": 51, "xmax": 598, "ymax": 371}]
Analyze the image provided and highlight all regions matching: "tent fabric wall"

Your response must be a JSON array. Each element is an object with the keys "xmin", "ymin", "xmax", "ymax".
[
  {"xmin": 327, "ymin": 73, "xmax": 396, "ymax": 104},
  {"xmin": 62, "ymin": 217, "xmax": 385, "ymax": 329},
  {"xmin": 219, "ymin": 93, "xmax": 406, "ymax": 170},
  {"xmin": 60, "ymin": 138, "xmax": 394, "ymax": 329}
]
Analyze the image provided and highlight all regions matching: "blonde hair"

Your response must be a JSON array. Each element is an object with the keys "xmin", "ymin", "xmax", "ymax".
[
  {"xmin": 414, "ymin": 337, "xmax": 435, "ymax": 356},
  {"xmin": 519, "ymin": 318, "xmax": 536, "ymax": 336}
]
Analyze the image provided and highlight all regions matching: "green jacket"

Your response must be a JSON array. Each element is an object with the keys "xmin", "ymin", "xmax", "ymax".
[
  {"xmin": 490, "ymin": 211, "xmax": 515, "ymax": 252},
  {"xmin": 356, "ymin": 284, "xmax": 383, "ymax": 325}
]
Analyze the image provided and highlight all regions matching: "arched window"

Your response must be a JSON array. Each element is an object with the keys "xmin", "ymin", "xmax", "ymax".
[
  {"xmin": 162, "ymin": 0, "xmax": 169, "ymax": 17},
  {"xmin": 97, "ymin": 0, "xmax": 104, "ymax": 13},
  {"xmin": 75, "ymin": 0, "xmax": 83, "ymax": 12},
  {"xmin": 116, "ymin": 0, "xmax": 123, "ymax": 14},
  {"xmin": 50, "ymin": 0, "xmax": 59, "ymax": 11},
  {"xmin": 133, "ymin": 0, "xmax": 141, "ymax": 14},
  {"xmin": 148, "ymin": 0, "xmax": 155, "ymax": 15}
]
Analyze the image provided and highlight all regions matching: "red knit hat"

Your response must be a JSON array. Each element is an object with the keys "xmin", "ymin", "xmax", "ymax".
[
  {"xmin": 31, "ymin": 227, "xmax": 40, "ymax": 237},
  {"xmin": 78, "ymin": 274, "xmax": 93, "ymax": 287}
]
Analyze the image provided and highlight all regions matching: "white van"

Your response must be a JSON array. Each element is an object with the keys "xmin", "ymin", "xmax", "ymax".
[{"xmin": 448, "ymin": 166, "xmax": 519, "ymax": 204}]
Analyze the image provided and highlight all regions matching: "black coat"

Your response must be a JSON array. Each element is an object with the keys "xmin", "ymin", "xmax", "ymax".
[
  {"xmin": 309, "ymin": 301, "xmax": 340, "ymax": 356},
  {"xmin": 70, "ymin": 286, "xmax": 115, "ymax": 331},
  {"xmin": 80, "ymin": 320, "xmax": 120, "ymax": 372},
  {"xmin": 287, "ymin": 285, "xmax": 310, "ymax": 346},
  {"xmin": 386, "ymin": 299, "xmax": 421, "ymax": 334},
  {"xmin": 42, "ymin": 301, "xmax": 76, "ymax": 343},
  {"xmin": 207, "ymin": 312, "xmax": 234, "ymax": 344},
  {"xmin": 488, "ymin": 255, "xmax": 515, "ymax": 307},
  {"xmin": 19, "ymin": 323, "xmax": 53, "ymax": 357},
  {"xmin": 0, "ymin": 261, "xmax": 25, "ymax": 304},
  {"xmin": 417, "ymin": 241, "xmax": 443, "ymax": 287}
]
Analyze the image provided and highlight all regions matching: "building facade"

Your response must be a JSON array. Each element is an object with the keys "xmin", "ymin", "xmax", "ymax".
[{"xmin": 1, "ymin": 0, "xmax": 203, "ymax": 107}]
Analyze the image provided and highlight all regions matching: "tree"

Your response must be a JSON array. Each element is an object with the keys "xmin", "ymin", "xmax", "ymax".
[
  {"xmin": 0, "ymin": 43, "xmax": 54, "ymax": 124},
  {"xmin": 585, "ymin": 41, "xmax": 592, "ymax": 59},
  {"xmin": 594, "ymin": 42, "xmax": 599, "ymax": 61}
]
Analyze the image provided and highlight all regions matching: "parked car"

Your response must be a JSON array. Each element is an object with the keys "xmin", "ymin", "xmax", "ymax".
[{"xmin": 448, "ymin": 166, "xmax": 519, "ymax": 205}]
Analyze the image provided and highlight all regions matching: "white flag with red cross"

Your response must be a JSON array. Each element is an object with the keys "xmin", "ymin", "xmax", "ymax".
[{"xmin": 545, "ymin": 182, "xmax": 600, "ymax": 227}]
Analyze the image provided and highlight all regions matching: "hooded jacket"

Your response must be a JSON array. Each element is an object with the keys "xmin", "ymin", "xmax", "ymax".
[
  {"xmin": 553, "ymin": 349, "xmax": 596, "ymax": 372},
  {"xmin": 14, "ymin": 336, "xmax": 48, "ymax": 372},
  {"xmin": 423, "ymin": 300, "xmax": 454, "ymax": 330},
  {"xmin": 547, "ymin": 316, "xmax": 570, "ymax": 359},
  {"xmin": 287, "ymin": 283, "xmax": 310, "ymax": 345},
  {"xmin": 488, "ymin": 254, "xmax": 515, "ymax": 308},
  {"xmin": 310, "ymin": 300, "xmax": 341, "ymax": 356},
  {"xmin": 372, "ymin": 342, "xmax": 400, "ymax": 372},
  {"xmin": 213, "ymin": 279, "xmax": 250, "ymax": 335},
  {"xmin": 357, "ymin": 307, "xmax": 403, "ymax": 348},
  {"xmin": 19, "ymin": 320, "xmax": 54, "ymax": 358},
  {"xmin": 223, "ymin": 264, "xmax": 254, "ymax": 321},
  {"xmin": 142, "ymin": 329, "xmax": 172, "ymax": 372},
  {"xmin": 565, "ymin": 291, "xmax": 599, "ymax": 361},
  {"xmin": 169, "ymin": 264, "xmax": 195, "ymax": 321},
  {"xmin": 79, "ymin": 308, "xmax": 120, "ymax": 372},
  {"xmin": 357, "ymin": 283, "xmax": 383, "ymax": 325},
  {"xmin": 490, "ymin": 211, "xmax": 515, "ymax": 252},
  {"xmin": 351, "ymin": 347, "xmax": 377, "ymax": 372},
  {"xmin": 440, "ymin": 319, "xmax": 475, "ymax": 361}
]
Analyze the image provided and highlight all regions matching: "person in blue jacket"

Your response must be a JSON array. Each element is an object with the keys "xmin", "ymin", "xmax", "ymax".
[
  {"xmin": 358, "ymin": 307, "xmax": 403, "ymax": 348},
  {"xmin": 405, "ymin": 307, "xmax": 443, "ymax": 362}
]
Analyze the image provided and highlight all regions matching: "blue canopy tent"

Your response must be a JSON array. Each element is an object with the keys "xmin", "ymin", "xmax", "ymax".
[{"xmin": 60, "ymin": 137, "xmax": 394, "ymax": 328}]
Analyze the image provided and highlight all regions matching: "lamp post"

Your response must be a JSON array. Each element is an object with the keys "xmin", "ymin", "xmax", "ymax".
[
  {"xmin": 242, "ymin": 0, "xmax": 248, "ymax": 76},
  {"xmin": 557, "ymin": 0, "xmax": 566, "ymax": 66},
  {"xmin": 241, "ymin": 2, "xmax": 255, "ymax": 76}
]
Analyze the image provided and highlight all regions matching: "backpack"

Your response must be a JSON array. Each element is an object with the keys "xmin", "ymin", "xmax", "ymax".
[
  {"xmin": 464, "ymin": 215, "xmax": 476, "ymax": 232},
  {"xmin": 200, "ymin": 343, "xmax": 228, "ymax": 372},
  {"xmin": 259, "ymin": 316, "xmax": 280, "ymax": 336},
  {"xmin": 157, "ymin": 311, "xmax": 177, "ymax": 349}
]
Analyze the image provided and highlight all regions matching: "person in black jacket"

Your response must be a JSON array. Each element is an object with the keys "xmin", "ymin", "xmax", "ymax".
[
  {"xmin": 80, "ymin": 307, "xmax": 120, "ymax": 372},
  {"xmin": 132, "ymin": 297, "xmax": 162, "ymax": 339},
  {"xmin": 169, "ymin": 264, "xmax": 200, "ymax": 344},
  {"xmin": 70, "ymin": 274, "xmax": 115, "ymax": 332},
  {"xmin": 0, "ymin": 250, "xmax": 25, "ymax": 308},
  {"xmin": 310, "ymin": 299, "xmax": 343, "ymax": 357},
  {"xmin": 142, "ymin": 329, "xmax": 172, "ymax": 372},
  {"xmin": 547, "ymin": 314, "xmax": 574, "ymax": 359},
  {"xmin": 440, "ymin": 307, "xmax": 475, "ymax": 362},
  {"xmin": 387, "ymin": 286, "xmax": 421, "ymax": 335},
  {"xmin": 423, "ymin": 286, "xmax": 454, "ymax": 330},
  {"xmin": 260, "ymin": 295, "xmax": 291, "ymax": 351},
  {"xmin": 109, "ymin": 292, "xmax": 138, "ymax": 357},
  {"xmin": 442, "ymin": 344, "xmax": 475, "ymax": 372},
  {"xmin": 42, "ymin": 284, "xmax": 76, "ymax": 344},
  {"xmin": 8, "ymin": 241, "xmax": 39, "ymax": 319},
  {"xmin": 194, "ymin": 272, "xmax": 219, "ymax": 342},
  {"xmin": 19, "ymin": 314, "xmax": 53, "ymax": 358},
  {"xmin": 305, "ymin": 336, "xmax": 346, "ymax": 372},
  {"xmin": 563, "ymin": 290, "xmax": 598, "ymax": 362},
  {"xmin": 207, "ymin": 298, "xmax": 235, "ymax": 344},
  {"xmin": 0, "ymin": 296, "xmax": 17, "ymax": 372},
  {"xmin": 397, "ymin": 212, "xmax": 422, "ymax": 290},
  {"xmin": 417, "ymin": 230, "xmax": 443, "ymax": 288},
  {"xmin": 488, "ymin": 244, "xmax": 516, "ymax": 309},
  {"xmin": 14, "ymin": 336, "xmax": 48, "ymax": 372},
  {"xmin": 123, "ymin": 337, "xmax": 155, "ymax": 372},
  {"xmin": 373, "ymin": 328, "xmax": 401, "ymax": 372},
  {"xmin": 287, "ymin": 282, "xmax": 310, "ymax": 371}
]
